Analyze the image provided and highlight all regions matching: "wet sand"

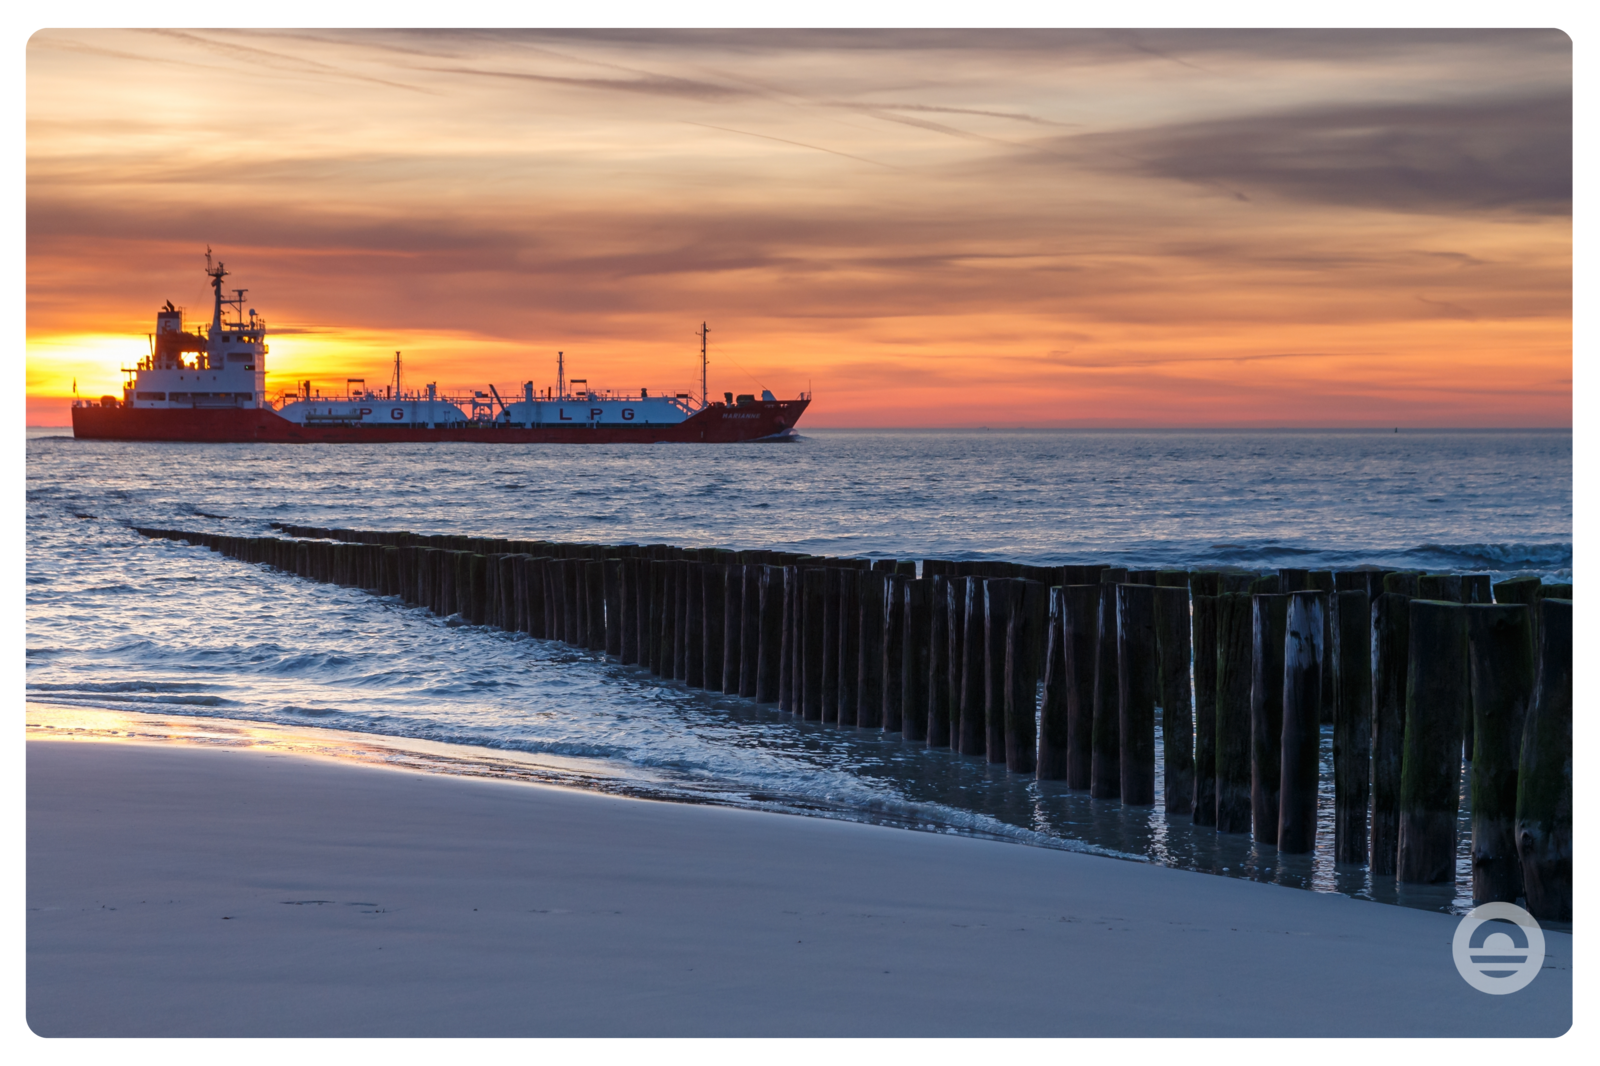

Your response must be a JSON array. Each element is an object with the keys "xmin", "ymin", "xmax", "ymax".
[{"xmin": 27, "ymin": 735, "xmax": 1571, "ymax": 1037}]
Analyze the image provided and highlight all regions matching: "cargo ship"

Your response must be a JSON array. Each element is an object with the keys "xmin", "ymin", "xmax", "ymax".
[{"xmin": 71, "ymin": 254, "xmax": 810, "ymax": 443}]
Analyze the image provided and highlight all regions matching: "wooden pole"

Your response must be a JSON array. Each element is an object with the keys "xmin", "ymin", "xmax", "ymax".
[
  {"xmin": 684, "ymin": 563, "xmax": 705, "ymax": 686},
  {"xmin": 1464, "ymin": 603, "xmax": 1534, "ymax": 904},
  {"xmin": 671, "ymin": 560, "xmax": 689, "ymax": 679},
  {"xmin": 983, "ymin": 578, "xmax": 1013, "ymax": 762},
  {"xmin": 1037, "ymin": 586, "xmax": 1069, "ymax": 780},
  {"xmin": 755, "ymin": 566, "xmax": 783, "ymax": 703},
  {"xmin": 1332, "ymin": 589, "xmax": 1372, "ymax": 865},
  {"xmin": 1278, "ymin": 590, "xmax": 1325, "ymax": 854},
  {"xmin": 1117, "ymin": 583, "xmax": 1158, "ymax": 805},
  {"xmin": 1370, "ymin": 582, "xmax": 1411, "ymax": 875},
  {"xmin": 722, "ymin": 564, "xmax": 743, "ymax": 694},
  {"xmin": 1153, "ymin": 584, "xmax": 1194, "ymax": 815},
  {"xmin": 821, "ymin": 568, "xmax": 841, "ymax": 722},
  {"xmin": 928, "ymin": 575, "xmax": 952, "ymax": 747},
  {"xmin": 1190, "ymin": 576, "xmax": 1221, "ymax": 826},
  {"xmin": 1215, "ymin": 591, "xmax": 1254, "ymax": 831},
  {"xmin": 740, "ymin": 564, "xmax": 761, "ymax": 698},
  {"xmin": 702, "ymin": 564, "xmax": 726, "ymax": 692},
  {"xmin": 902, "ymin": 577, "xmax": 931, "ymax": 741},
  {"xmin": 958, "ymin": 577, "xmax": 987, "ymax": 756},
  {"xmin": 801, "ymin": 567, "xmax": 826, "ymax": 720},
  {"xmin": 1250, "ymin": 593, "xmax": 1288, "ymax": 845},
  {"xmin": 1090, "ymin": 584, "xmax": 1121, "ymax": 798},
  {"xmin": 1005, "ymin": 578, "xmax": 1044, "ymax": 773},
  {"xmin": 778, "ymin": 565, "xmax": 797, "ymax": 711},
  {"xmin": 1061, "ymin": 585, "xmax": 1100, "ymax": 790},
  {"xmin": 838, "ymin": 567, "xmax": 860, "ymax": 726},
  {"xmin": 604, "ymin": 559, "xmax": 623, "ymax": 656},
  {"xmin": 1516, "ymin": 597, "xmax": 1571, "ymax": 921},
  {"xmin": 619, "ymin": 558, "xmax": 639, "ymax": 664},
  {"xmin": 882, "ymin": 573, "xmax": 907, "ymax": 732},
  {"xmin": 858, "ymin": 569, "xmax": 885, "ymax": 729},
  {"xmin": 1397, "ymin": 599, "xmax": 1468, "ymax": 883}
]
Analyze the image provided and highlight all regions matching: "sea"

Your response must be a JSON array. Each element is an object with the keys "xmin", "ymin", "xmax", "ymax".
[{"xmin": 25, "ymin": 427, "xmax": 1572, "ymax": 916}]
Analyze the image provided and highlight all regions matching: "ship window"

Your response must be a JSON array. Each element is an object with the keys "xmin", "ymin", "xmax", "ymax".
[
  {"xmin": 226, "ymin": 353, "xmax": 252, "ymax": 362},
  {"xmin": 135, "ymin": 391, "xmax": 166, "ymax": 401}
]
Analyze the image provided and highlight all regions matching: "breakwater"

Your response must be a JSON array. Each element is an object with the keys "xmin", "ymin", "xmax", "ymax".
[{"xmin": 134, "ymin": 522, "xmax": 1572, "ymax": 920}]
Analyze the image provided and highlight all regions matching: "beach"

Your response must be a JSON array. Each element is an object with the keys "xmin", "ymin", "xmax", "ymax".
[{"xmin": 27, "ymin": 733, "xmax": 1571, "ymax": 1038}]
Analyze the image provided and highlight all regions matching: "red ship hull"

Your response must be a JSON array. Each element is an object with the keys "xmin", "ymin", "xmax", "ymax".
[{"xmin": 71, "ymin": 400, "xmax": 809, "ymax": 444}]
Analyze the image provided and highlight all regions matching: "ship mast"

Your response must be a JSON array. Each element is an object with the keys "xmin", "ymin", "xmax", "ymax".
[
  {"xmin": 699, "ymin": 322, "xmax": 709, "ymax": 408},
  {"xmin": 205, "ymin": 247, "xmax": 228, "ymax": 338},
  {"xmin": 393, "ymin": 351, "xmax": 402, "ymax": 400},
  {"xmin": 558, "ymin": 351, "xmax": 564, "ymax": 400}
]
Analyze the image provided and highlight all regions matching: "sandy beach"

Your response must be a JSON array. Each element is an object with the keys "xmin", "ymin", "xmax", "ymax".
[{"xmin": 27, "ymin": 734, "xmax": 1570, "ymax": 1038}]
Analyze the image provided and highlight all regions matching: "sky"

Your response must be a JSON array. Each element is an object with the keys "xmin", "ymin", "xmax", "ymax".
[{"xmin": 25, "ymin": 28, "xmax": 1571, "ymax": 427}]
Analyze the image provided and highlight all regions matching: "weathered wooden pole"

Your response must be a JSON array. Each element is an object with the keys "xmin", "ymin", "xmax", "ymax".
[
  {"xmin": 684, "ymin": 563, "xmax": 705, "ymax": 687},
  {"xmin": 1332, "ymin": 588, "xmax": 1372, "ymax": 865},
  {"xmin": 585, "ymin": 557, "xmax": 601, "ymax": 646},
  {"xmin": 1250, "ymin": 592, "xmax": 1289, "ymax": 845},
  {"xmin": 821, "ymin": 569, "xmax": 841, "ymax": 722},
  {"xmin": 702, "ymin": 564, "xmax": 726, "ymax": 692},
  {"xmin": 882, "ymin": 573, "xmax": 908, "ymax": 732},
  {"xmin": 755, "ymin": 566, "xmax": 783, "ymax": 703},
  {"xmin": 603, "ymin": 559, "xmax": 623, "ymax": 656},
  {"xmin": 1516, "ymin": 597, "xmax": 1571, "ymax": 921},
  {"xmin": 618, "ymin": 558, "xmax": 639, "ymax": 664},
  {"xmin": 1037, "ymin": 586, "xmax": 1070, "ymax": 780},
  {"xmin": 1277, "ymin": 590, "xmax": 1324, "ymax": 854},
  {"xmin": 858, "ymin": 570, "xmax": 885, "ymax": 729},
  {"xmin": 740, "ymin": 564, "xmax": 761, "ymax": 698},
  {"xmin": 565, "ymin": 559, "xmax": 583, "ymax": 645},
  {"xmin": 1397, "ymin": 599, "xmax": 1468, "ymax": 883},
  {"xmin": 1153, "ymin": 584, "xmax": 1194, "ymax": 815},
  {"xmin": 1216, "ymin": 589, "xmax": 1254, "ymax": 832},
  {"xmin": 669, "ymin": 560, "xmax": 688, "ymax": 679},
  {"xmin": 1090, "ymin": 584, "xmax": 1121, "ymax": 799},
  {"xmin": 801, "ymin": 567, "xmax": 826, "ymax": 720},
  {"xmin": 928, "ymin": 575, "xmax": 952, "ymax": 747},
  {"xmin": 958, "ymin": 577, "xmax": 987, "ymax": 757},
  {"xmin": 838, "ymin": 568, "xmax": 860, "ymax": 726},
  {"xmin": 1004, "ymin": 578, "xmax": 1044, "ymax": 773},
  {"xmin": 647, "ymin": 560, "xmax": 667, "ymax": 674},
  {"xmin": 902, "ymin": 577, "xmax": 931, "ymax": 741},
  {"xmin": 1061, "ymin": 584, "xmax": 1100, "ymax": 790},
  {"xmin": 982, "ymin": 578, "xmax": 1014, "ymax": 762},
  {"xmin": 1370, "ymin": 580, "xmax": 1411, "ymax": 874},
  {"xmin": 778, "ymin": 565, "xmax": 797, "ymax": 711},
  {"xmin": 1190, "ymin": 574, "xmax": 1221, "ymax": 826},
  {"xmin": 722, "ymin": 564, "xmax": 743, "ymax": 694},
  {"xmin": 1464, "ymin": 603, "xmax": 1534, "ymax": 904},
  {"xmin": 1117, "ymin": 583, "xmax": 1158, "ymax": 805}
]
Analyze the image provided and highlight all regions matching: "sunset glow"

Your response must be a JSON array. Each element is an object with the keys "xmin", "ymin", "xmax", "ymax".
[{"xmin": 27, "ymin": 29, "xmax": 1571, "ymax": 427}]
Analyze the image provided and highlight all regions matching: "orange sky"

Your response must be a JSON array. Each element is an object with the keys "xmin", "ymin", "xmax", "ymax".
[{"xmin": 26, "ymin": 29, "xmax": 1571, "ymax": 427}]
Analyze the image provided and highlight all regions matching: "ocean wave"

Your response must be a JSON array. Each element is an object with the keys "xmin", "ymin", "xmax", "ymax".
[{"xmin": 29, "ymin": 679, "xmax": 221, "ymax": 694}]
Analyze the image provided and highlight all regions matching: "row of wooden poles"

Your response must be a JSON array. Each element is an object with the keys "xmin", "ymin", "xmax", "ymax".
[{"xmin": 134, "ymin": 523, "xmax": 1572, "ymax": 921}]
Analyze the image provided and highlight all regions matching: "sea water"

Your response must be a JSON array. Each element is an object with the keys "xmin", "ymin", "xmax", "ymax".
[{"xmin": 25, "ymin": 428, "xmax": 1571, "ymax": 914}]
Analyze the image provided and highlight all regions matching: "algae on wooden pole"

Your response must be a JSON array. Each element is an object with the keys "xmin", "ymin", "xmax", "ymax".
[
  {"xmin": 1250, "ymin": 593, "xmax": 1289, "ymax": 845},
  {"xmin": 1037, "ymin": 586, "xmax": 1070, "ymax": 780},
  {"xmin": 1090, "ymin": 584, "xmax": 1122, "ymax": 799},
  {"xmin": 1216, "ymin": 589, "xmax": 1254, "ymax": 832},
  {"xmin": 1516, "ymin": 597, "xmax": 1572, "ymax": 921},
  {"xmin": 1465, "ymin": 603, "xmax": 1534, "ymax": 905},
  {"xmin": 1332, "ymin": 589, "xmax": 1372, "ymax": 865},
  {"xmin": 1153, "ymin": 584, "xmax": 1194, "ymax": 815},
  {"xmin": 1005, "ymin": 579, "xmax": 1044, "ymax": 773},
  {"xmin": 857, "ymin": 570, "xmax": 885, "ymax": 730},
  {"xmin": 1370, "ymin": 587, "xmax": 1411, "ymax": 875},
  {"xmin": 1191, "ymin": 584, "xmax": 1221, "ymax": 826},
  {"xmin": 1278, "ymin": 590, "xmax": 1325, "ymax": 854},
  {"xmin": 1117, "ymin": 583, "xmax": 1159, "ymax": 806},
  {"xmin": 1397, "ymin": 599, "xmax": 1467, "ymax": 884},
  {"xmin": 983, "ymin": 578, "xmax": 1014, "ymax": 762},
  {"xmin": 959, "ymin": 577, "xmax": 987, "ymax": 757},
  {"xmin": 902, "ymin": 577, "xmax": 931, "ymax": 741},
  {"xmin": 801, "ymin": 568, "xmax": 826, "ymax": 720},
  {"xmin": 928, "ymin": 575, "xmax": 952, "ymax": 747}
]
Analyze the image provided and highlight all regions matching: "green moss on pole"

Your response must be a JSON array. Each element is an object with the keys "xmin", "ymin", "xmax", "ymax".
[
  {"xmin": 1465, "ymin": 603, "xmax": 1534, "ymax": 904},
  {"xmin": 1332, "ymin": 589, "xmax": 1372, "ymax": 865},
  {"xmin": 1398, "ymin": 599, "xmax": 1467, "ymax": 884}
]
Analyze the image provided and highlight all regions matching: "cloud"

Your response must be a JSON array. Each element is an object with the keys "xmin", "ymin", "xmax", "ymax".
[{"xmin": 1062, "ymin": 92, "xmax": 1571, "ymax": 216}]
